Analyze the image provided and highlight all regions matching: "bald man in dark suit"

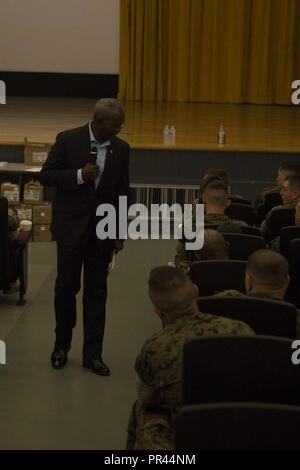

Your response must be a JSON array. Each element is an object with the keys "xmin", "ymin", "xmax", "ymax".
[{"xmin": 40, "ymin": 98, "xmax": 130, "ymax": 376}]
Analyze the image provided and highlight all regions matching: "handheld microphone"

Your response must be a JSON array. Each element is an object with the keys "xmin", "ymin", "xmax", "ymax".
[{"xmin": 90, "ymin": 145, "xmax": 98, "ymax": 164}]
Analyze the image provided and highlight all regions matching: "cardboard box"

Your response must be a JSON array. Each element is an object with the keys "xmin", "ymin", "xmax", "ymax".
[
  {"xmin": 23, "ymin": 181, "xmax": 44, "ymax": 205},
  {"xmin": 32, "ymin": 203, "xmax": 52, "ymax": 224},
  {"xmin": 33, "ymin": 224, "xmax": 52, "ymax": 242},
  {"xmin": 1, "ymin": 182, "xmax": 20, "ymax": 205},
  {"xmin": 12, "ymin": 203, "xmax": 33, "ymax": 221},
  {"xmin": 24, "ymin": 138, "xmax": 51, "ymax": 166}
]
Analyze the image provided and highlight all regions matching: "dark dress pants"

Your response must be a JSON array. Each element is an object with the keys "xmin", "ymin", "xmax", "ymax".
[{"xmin": 54, "ymin": 233, "xmax": 113, "ymax": 360}]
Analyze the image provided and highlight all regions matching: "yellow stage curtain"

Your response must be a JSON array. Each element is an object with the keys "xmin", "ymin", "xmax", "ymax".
[{"xmin": 119, "ymin": 0, "xmax": 300, "ymax": 104}]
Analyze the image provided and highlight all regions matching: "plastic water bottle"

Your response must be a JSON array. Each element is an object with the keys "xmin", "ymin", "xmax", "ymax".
[
  {"xmin": 169, "ymin": 125, "xmax": 176, "ymax": 145},
  {"xmin": 163, "ymin": 125, "xmax": 170, "ymax": 145},
  {"xmin": 218, "ymin": 125, "xmax": 226, "ymax": 145}
]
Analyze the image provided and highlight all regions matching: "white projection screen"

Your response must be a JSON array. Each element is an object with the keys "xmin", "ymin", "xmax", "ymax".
[{"xmin": 0, "ymin": 0, "xmax": 120, "ymax": 74}]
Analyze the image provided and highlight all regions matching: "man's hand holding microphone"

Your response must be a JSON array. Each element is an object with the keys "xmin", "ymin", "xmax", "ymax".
[{"xmin": 82, "ymin": 145, "xmax": 100, "ymax": 182}]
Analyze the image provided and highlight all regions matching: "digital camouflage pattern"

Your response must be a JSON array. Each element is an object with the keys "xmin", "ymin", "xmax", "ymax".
[
  {"xmin": 127, "ymin": 312, "xmax": 254, "ymax": 450},
  {"xmin": 204, "ymin": 213, "xmax": 248, "ymax": 227},
  {"xmin": 135, "ymin": 312, "xmax": 253, "ymax": 414},
  {"xmin": 126, "ymin": 401, "xmax": 174, "ymax": 450},
  {"xmin": 127, "ymin": 312, "xmax": 253, "ymax": 449}
]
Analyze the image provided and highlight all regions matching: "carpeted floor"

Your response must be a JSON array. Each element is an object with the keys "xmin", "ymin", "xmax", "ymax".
[{"xmin": 0, "ymin": 239, "xmax": 177, "ymax": 449}]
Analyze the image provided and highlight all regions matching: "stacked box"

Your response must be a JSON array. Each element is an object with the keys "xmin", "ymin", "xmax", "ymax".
[
  {"xmin": 33, "ymin": 224, "xmax": 52, "ymax": 242},
  {"xmin": 24, "ymin": 139, "xmax": 51, "ymax": 166},
  {"xmin": 12, "ymin": 203, "xmax": 33, "ymax": 221},
  {"xmin": 32, "ymin": 202, "xmax": 52, "ymax": 242},
  {"xmin": 32, "ymin": 203, "xmax": 52, "ymax": 224},
  {"xmin": 1, "ymin": 182, "xmax": 20, "ymax": 205},
  {"xmin": 23, "ymin": 181, "xmax": 44, "ymax": 205}
]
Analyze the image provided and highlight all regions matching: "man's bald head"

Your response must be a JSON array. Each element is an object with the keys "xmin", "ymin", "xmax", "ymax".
[
  {"xmin": 93, "ymin": 98, "xmax": 124, "ymax": 121},
  {"xmin": 246, "ymin": 250, "xmax": 290, "ymax": 299},
  {"xmin": 198, "ymin": 229, "xmax": 229, "ymax": 260},
  {"xmin": 91, "ymin": 98, "xmax": 124, "ymax": 142}
]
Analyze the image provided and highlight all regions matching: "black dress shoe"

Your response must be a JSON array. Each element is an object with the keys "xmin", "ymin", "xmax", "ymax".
[
  {"xmin": 51, "ymin": 349, "xmax": 68, "ymax": 369},
  {"xmin": 82, "ymin": 358, "xmax": 110, "ymax": 376}
]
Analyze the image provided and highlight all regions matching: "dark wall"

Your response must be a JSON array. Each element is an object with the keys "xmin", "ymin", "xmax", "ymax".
[
  {"xmin": 0, "ymin": 72, "xmax": 118, "ymax": 98},
  {"xmin": 1, "ymin": 145, "xmax": 300, "ymax": 202}
]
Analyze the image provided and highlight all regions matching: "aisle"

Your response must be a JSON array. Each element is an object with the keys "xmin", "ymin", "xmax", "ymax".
[{"xmin": 0, "ymin": 239, "xmax": 177, "ymax": 449}]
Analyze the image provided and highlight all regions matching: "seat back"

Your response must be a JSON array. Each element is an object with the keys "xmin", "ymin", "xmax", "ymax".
[
  {"xmin": 189, "ymin": 260, "xmax": 247, "ymax": 295},
  {"xmin": 264, "ymin": 191, "xmax": 283, "ymax": 211},
  {"xmin": 176, "ymin": 403, "xmax": 300, "ymax": 449},
  {"xmin": 205, "ymin": 223, "xmax": 261, "ymax": 236},
  {"xmin": 256, "ymin": 191, "xmax": 283, "ymax": 224},
  {"xmin": 197, "ymin": 296, "xmax": 297, "ymax": 337},
  {"xmin": 286, "ymin": 238, "xmax": 300, "ymax": 308},
  {"xmin": 0, "ymin": 197, "xmax": 10, "ymax": 290},
  {"xmin": 239, "ymin": 225, "xmax": 261, "ymax": 236},
  {"xmin": 225, "ymin": 203, "xmax": 257, "ymax": 225},
  {"xmin": 222, "ymin": 233, "xmax": 266, "ymax": 260},
  {"xmin": 229, "ymin": 196, "xmax": 252, "ymax": 206},
  {"xmin": 270, "ymin": 207, "xmax": 295, "ymax": 234},
  {"xmin": 280, "ymin": 226, "xmax": 300, "ymax": 259},
  {"xmin": 183, "ymin": 335, "xmax": 300, "ymax": 406}
]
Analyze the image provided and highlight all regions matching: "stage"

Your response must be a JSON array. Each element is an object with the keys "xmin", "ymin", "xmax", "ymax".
[
  {"xmin": 1, "ymin": 97, "xmax": 300, "ymax": 153},
  {"xmin": 0, "ymin": 97, "xmax": 300, "ymax": 201}
]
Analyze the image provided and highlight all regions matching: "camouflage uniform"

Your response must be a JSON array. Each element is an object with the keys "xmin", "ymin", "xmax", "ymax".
[
  {"xmin": 191, "ymin": 199, "xmax": 248, "ymax": 228},
  {"xmin": 261, "ymin": 203, "xmax": 296, "ymax": 242},
  {"xmin": 126, "ymin": 401, "xmax": 175, "ymax": 450},
  {"xmin": 8, "ymin": 208, "xmax": 19, "ymax": 240},
  {"xmin": 214, "ymin": 290, "xmax": 300, "ymax": 339},
  {"xmin": 204, "ymin": 213, "xmax": 248, "ymax": 227},
  {"xmin": 126, "ymin": 312, "xmax": 253, "ymax": 450}
]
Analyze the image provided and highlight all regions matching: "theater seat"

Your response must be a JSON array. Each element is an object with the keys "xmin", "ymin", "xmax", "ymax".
[
  {"xmin": 225, "ymin": 203, "xmax": 257, "ymax": 226},
  {"xmin": 189, "ymin": 260, "xmax": 247, "ymax": 295},
  {"xmin": 176, "ymin": 403, "xmax": 300, "ymax": 450},
  {"xmin": 197, "ymin": 295, "xmax": 297, "ymax": 338},
  {"xmin": 182, "ymin": 335, "xmax": 300, "ymax": 406},
  {"xmin": 280, "ymin": 226, "xmax": 300, "ymax": 259},
  {"xmin": 222, "ymin": 233, "xmax": 266, "ymax": 260}
]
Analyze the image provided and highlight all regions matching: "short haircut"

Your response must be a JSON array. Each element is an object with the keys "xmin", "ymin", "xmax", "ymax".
[
  {"xmin": 93, "ymin": 98, "xmax": 124, "ymax": 120},
  {"xmin": 199, "ymin": 174, "xmax": 222, "ymax": 198},
  {"xmin": 203, "ymin": 180, "xmax": 229, "ymax": 207},
  {"xmin": 283, "ymin": 174, "xmax": 300, "ymax": 191},
  {"xmin": 204, "ymin": 168, "xmax": 229, "ymax": 185},
  {"xmin": 247, "ymin": 250, "xmax": 289, "ymax": 290},
  {"xmin": 279, "ymin": 161, "xmax": 300, "ymax": 174},
  {"xmin": 148, "ymin": 266, "xmax": 195, "ymax": 314},
  {"xmin": 200, "ymin": 229, "xmax": 229, "ymax": 260}
]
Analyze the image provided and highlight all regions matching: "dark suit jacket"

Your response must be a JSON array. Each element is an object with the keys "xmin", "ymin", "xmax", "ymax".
[{"xmin": 40, "ymin": 124, "xmax": 130, "ymax": 246}]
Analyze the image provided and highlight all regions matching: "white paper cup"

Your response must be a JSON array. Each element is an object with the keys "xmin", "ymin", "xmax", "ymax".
[{"xmin": 20, "ymin": 220, "xmax": 32, "ymax": 231}]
